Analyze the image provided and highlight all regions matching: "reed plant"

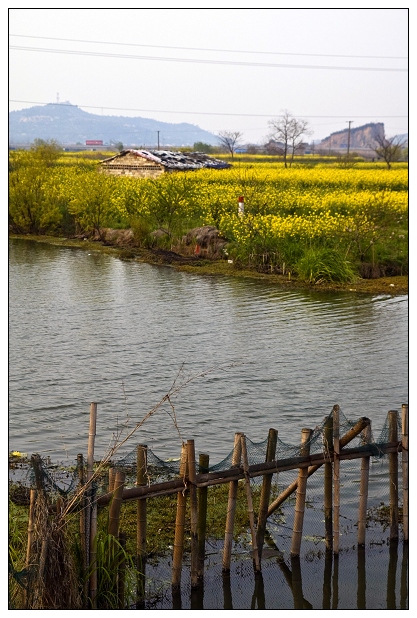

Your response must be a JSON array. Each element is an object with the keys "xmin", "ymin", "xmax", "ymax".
[{"xmin": 295, "ymin": 248, "xmax": 357, "ymax": 284}]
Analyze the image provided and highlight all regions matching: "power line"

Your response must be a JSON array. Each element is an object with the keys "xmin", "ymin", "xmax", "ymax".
[
  {"xmin": 9, "ymin": 45, "xmax": 407, "ymax": 72},
  {"xmin": 9, "ymin": 33, "xmax": 408, "ymax": 61},
  {"xmin": 9, "ymin": 100, "xmax": 408, "ymax": 120}
]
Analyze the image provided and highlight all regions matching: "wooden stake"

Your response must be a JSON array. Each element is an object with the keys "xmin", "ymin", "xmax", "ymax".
[
  {"xmin": 187, "ymin": 440, "xmax": 199, "ymax": 588},
  {"xmin": 323, "ymin": 414, "xmax": 333, "ymax": 552},
  {"xmin": 256, "ymin": 428, "xmax": 278, "ymax": 562},
  {"xmin": 136, "ymin": 444, "xmax": 147, "ymax": 606},
  {"xmin": 291, "ymin": 428, "xmax": 313, "ymax": 557},
  {"xmin": 109, "ymin": 467, "xmax": 116, "ymax": 493},
  {"xmin": 388, "ymin": 410, "xmax": 399, "ymax": 542},
  {"xmin": 401, "ymin": 404, "xmax": 408, "ymax": 543},
  {"xmin": 26, "ymin": 489, "xmax": 37, "ymax": 568},
  {"xmin": 333, "ymin": 406, "xmax": 340, "ymax": 555},
  {"xmin": 76, "ymin": 453, "xmax": 88, "ymax": 609},
  {"xmin": 172, "ymin": 443, "xmax": 188, "ymax": 589},
  {"xmin": 222, "ymin": 432, "xmax": 244, "ymax": 572},
  {"xmin": 87, "ymin": 402, "xmax": 97, "ymax": 609},
  {"xmin": 87, "ymin": 402, "xmax": 97, "ymax": 483},
  {"xmin": 241, "ymin": 434, "xmax": 260, "ymax": 572},
  {"xmin": 358, "ymin": 423, "xmax": 372, "ymax": 546},
  {"xmin": 108, "ymin": 471, "xmax": 126, "ymax": 538},
  {"xmin": 31, "ymin": 454, "xmax": 44, "ymax": 491},
  {"xmin": 197, "ymin": 453, "xmax": 209, "ymax": 580}
]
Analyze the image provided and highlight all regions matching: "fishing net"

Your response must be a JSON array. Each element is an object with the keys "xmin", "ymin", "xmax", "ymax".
[{"xmin": 9, "ymin": 406, "xmax": 406, "ymax": 609}]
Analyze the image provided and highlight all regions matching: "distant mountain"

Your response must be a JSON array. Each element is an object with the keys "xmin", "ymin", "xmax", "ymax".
[{"xmin": 8, "ymin": 103, "xmax": 219, "ymax": 148}]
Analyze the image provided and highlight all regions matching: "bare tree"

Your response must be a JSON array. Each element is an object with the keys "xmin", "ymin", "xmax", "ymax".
[
  {"xmin": 218, "ymin": 131, "xmax": 243, "ymax": 158},
  {"xmin": 369, "ymin": 133, "xmax": 407, "ymax": 169},
  {"xmin": 268, "ymin": 111, "xmax": 311, "ymax": 168}
]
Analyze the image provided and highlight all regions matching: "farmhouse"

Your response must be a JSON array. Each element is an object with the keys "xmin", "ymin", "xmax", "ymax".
[{"xmin": 100, "ymin": 149, "xmax": 231, "ymax": 178}]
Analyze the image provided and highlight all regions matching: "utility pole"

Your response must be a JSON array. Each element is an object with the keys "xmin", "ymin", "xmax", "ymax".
[
  {"xmin": 347, "ymin": 121, "xmax": 353, "ymax": 157},
  {"xmin": 157, "ymin": 131, "xmax": 160, "ymax": 150}
]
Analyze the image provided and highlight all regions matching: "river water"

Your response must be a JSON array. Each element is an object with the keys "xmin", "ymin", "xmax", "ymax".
[
  {"xmin": 8, "ymin": 238, "xmax": 409, "ymax": 609},
  {"xmin": 9, "ymin": 238, "xmax": 408, "ymax": 464}
]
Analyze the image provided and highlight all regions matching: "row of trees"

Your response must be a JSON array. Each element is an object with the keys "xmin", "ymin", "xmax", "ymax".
[{"xmin": 216, "ymin": 111, "xmax": 407, "ymax": 169}]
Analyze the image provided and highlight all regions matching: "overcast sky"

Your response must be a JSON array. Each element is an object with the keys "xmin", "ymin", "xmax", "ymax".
[{"xmin": 8, "ymin": 7, "xmax": 409, "ymax": 144}]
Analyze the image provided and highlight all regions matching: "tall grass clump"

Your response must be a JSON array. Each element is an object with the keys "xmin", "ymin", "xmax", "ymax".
[{"xmin": 295, "ymin": 248, "xmax": 357, "ymax": 284}]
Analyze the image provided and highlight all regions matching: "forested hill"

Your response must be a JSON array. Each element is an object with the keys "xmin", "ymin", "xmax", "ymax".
[{"xmin": 9, "ymin": 103, "xmax": 219, "ymax": 148}]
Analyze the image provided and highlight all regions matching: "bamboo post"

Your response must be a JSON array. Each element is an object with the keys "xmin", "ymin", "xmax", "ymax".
[
  {"xmin": 31, "ymin": 453, "xmax": 44, "ymax": 491},
  {"xmin": 87, "ymin": 402, "xmax": 97, "ymax": 609},
  {"xmin": 107, "ymin": 471, "xmax": 125, "ymax": 608},
  {"xmin": 323, "ymin": 414, "xmax": 333, "ymax": 552},
  {"xmin": 87, "ymin": 403, "xmax": 97, "ymax": 482},
  {"xmin": 109, "ymin": 467, "xmax": 116, "ymax": 493},
  {"xmin": 77, "ymin": 453, "xmax": 88, "ymax": 608},
  {"xmin": 256, "ymin": 428, "xmax": 278, "ymax": 562},
  {"xmin": 241, "ymin": 434, "xmax": 260, "ymax": 572},
  {"xmin": 197, "ymin": 453, "xmax": 209, "ymax": 580},
  {"xmin": 267, "ymin": 416, "xmax": 370, "ymax": 518},
  {"xmin": 25, "ymin": 489, "xmax": 37, "ymax": 567},
  {"xmin": 388, "ymin": 410, "xmax": 399, "ymax": 542},
  {"xmin": 108, "ymin": 471, "xmax": 126, "ymax": 537},
  {"xmin": 291, "ymin": 428, "xmax": 313, "ymax": 557},
  {"xmin": 136, "ymin": 444, "xmax": 147, "ymax": 606},
  {"xmin": 357, "ymin": 423, "xmax": 372, "ymax": 546},
  {"xmin": 401, "ymin": 404, "xmax": 408, "ymax": 543},
  {"xmin": 222, "ymin": 432, "xmax": 244, "ymax": 572},
  {"xmin": 333, "ymin": 406, "xmax": 340, "ymax": 555},
  {"xmin": 172, "ymin": 443, "xmax": 188, "ymax": 589},
  {"xmin": 187, "ymin": 440, "xmax": 199, "ymax": 588}
]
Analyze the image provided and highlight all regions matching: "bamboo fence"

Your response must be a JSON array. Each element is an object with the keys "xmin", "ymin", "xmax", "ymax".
[{"xmin": 21, "ymin": 402, "xmax": 408, "ymax": 607}]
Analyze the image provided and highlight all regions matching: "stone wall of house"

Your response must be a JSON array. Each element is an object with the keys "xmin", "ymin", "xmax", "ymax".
[
  {"xmin": 101, "ymin": 164, "xmax": 165, "ymax": 178},
  {"xmin": 100, "ymin": 151, "xmax": 166, "ymax": 178}
]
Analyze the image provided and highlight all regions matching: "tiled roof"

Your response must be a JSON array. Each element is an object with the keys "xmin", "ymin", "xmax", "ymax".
[{"xmin": 101, "ymin": 149, "xmax": 231, "ymax": 170}]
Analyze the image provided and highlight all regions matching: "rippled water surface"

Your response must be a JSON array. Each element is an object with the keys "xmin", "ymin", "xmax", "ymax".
[{"xmin": 9, "ymin": 239, "xmax": 408, "ymax": 463}]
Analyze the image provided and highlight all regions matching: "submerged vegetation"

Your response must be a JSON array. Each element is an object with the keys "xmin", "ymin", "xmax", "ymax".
[
  {"xmin": 9, "ymin": 473, "xmax": 271, "ymax": 609},
  {"xmin": 9, "ymin": 145, "xmax": 408, "ymax": 287}
]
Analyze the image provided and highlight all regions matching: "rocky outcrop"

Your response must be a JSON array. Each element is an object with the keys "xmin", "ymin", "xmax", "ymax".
[
  {"xmin": 88, "ymin": 225, "xmax": 228, "ymax": 261},
  {"xmin": 182, "ymin": 226, "xmax": 227, "ymax": 258},
  {"xmin": 318, "ymin": 123, "xmax": 385, "ymax": 152}
]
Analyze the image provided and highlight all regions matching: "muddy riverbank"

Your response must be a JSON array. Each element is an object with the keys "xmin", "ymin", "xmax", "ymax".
[{"xmin": 9, "ymin": 233, "xmax": 408, "ymax": 297}]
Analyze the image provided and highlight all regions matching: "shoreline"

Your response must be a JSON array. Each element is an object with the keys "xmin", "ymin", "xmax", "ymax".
[{"xmin": 9, "ymin": 234, "xmax": 409, "ymax": 297}]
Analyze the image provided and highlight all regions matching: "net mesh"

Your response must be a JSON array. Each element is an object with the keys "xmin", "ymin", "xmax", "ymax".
[
  {"xmin": 9, "ymin": 407, "xmax": 406, "ymax": 609},
  {"xmin": 9, "ymin": 407, "xmax": 403, "ymax": 501}
]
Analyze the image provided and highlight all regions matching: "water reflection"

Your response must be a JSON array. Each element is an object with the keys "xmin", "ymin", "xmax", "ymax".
[
  {"xmin": 291, "ymin": 555, "xmax": 305, "ymax": 609},
  {"xmin": 160, "ymin": 542, "xmax": 408, "ymax": 609},
  {"xmin": 222, "ymin": 572, "xmax": 233, "ymax": 610},
  {"xmin": 357, "ymin": 547, "xmax": 366, "ymax": 609}
]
